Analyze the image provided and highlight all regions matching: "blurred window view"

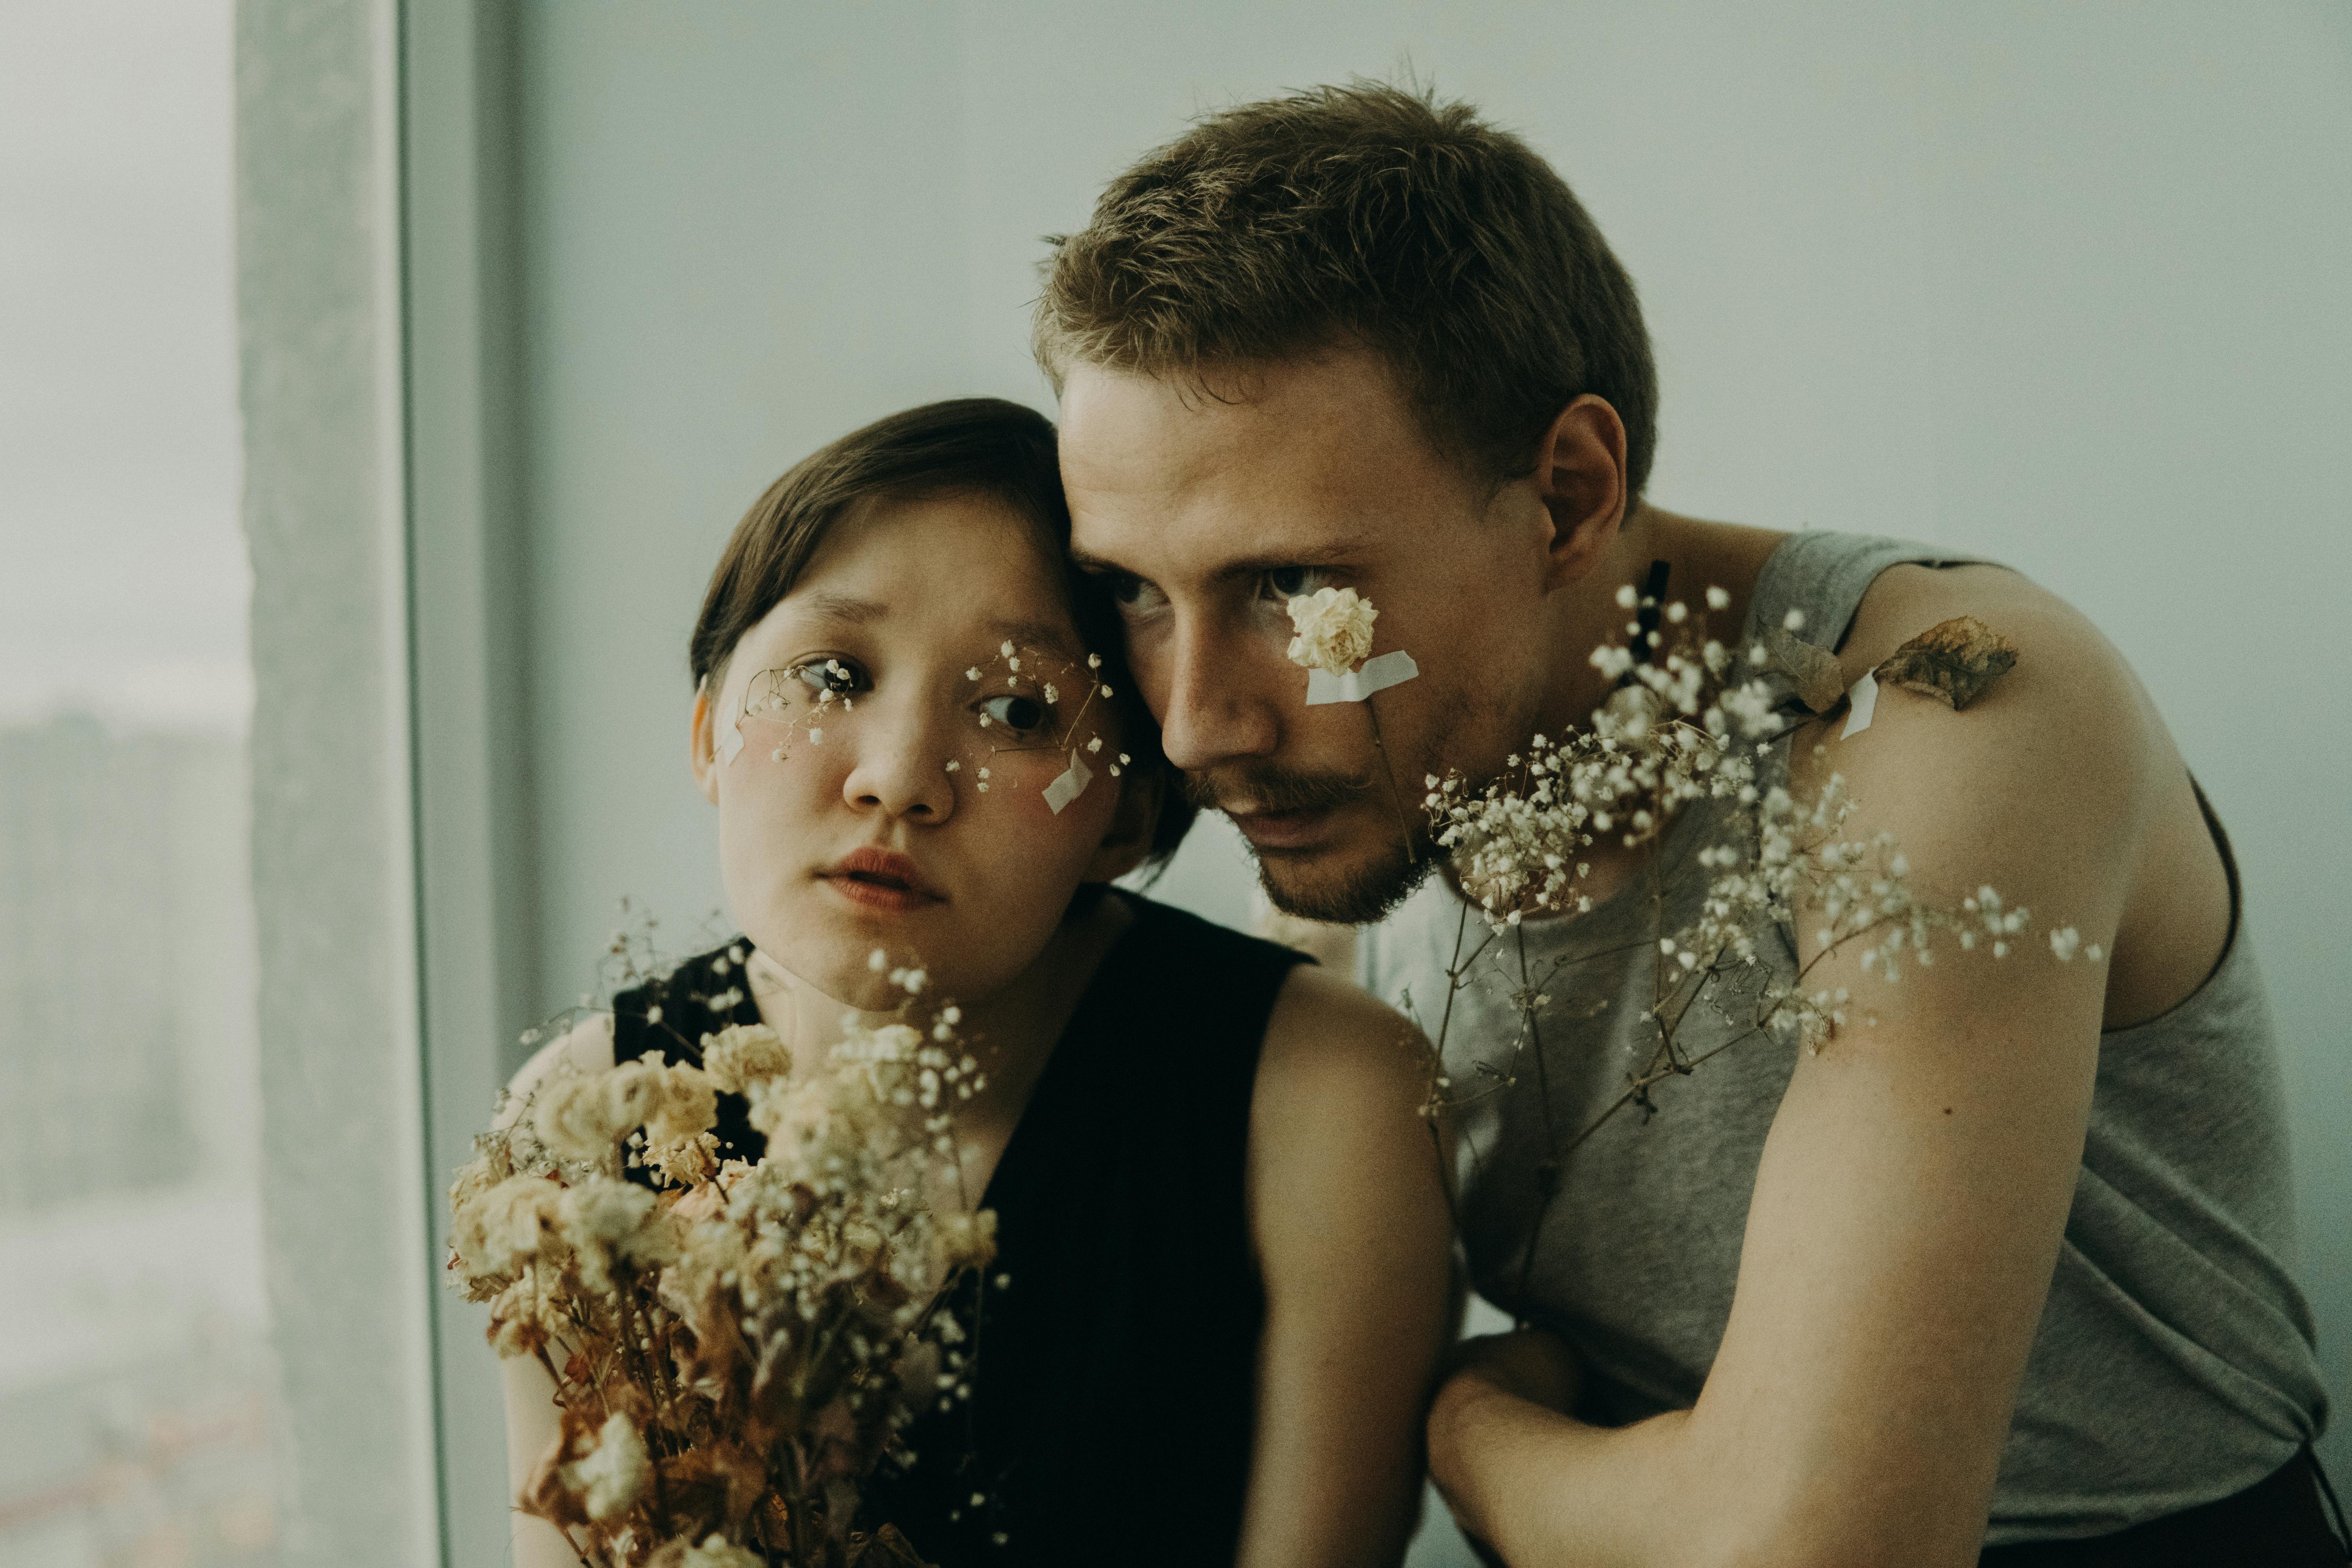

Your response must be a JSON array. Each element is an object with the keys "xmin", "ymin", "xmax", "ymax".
[{"xmin": 0, "ymin": 4, "xmax": 279, "ymax": 1565}]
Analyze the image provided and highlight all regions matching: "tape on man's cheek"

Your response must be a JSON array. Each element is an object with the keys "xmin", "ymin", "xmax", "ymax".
[{"xmin": 1303, "ymin": 649, "xmax": 1420, "ymax": 705}]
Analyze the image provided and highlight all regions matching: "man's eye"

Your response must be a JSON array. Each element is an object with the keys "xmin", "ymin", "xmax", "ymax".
[
  {"xmin": 793, "ymin": 659, "xmax": 865, "ymax": 699},
  {"xmin": 1105, "ymin": 572, "xmax": 1150, "ymax": 607},
  {"xmin": 1263, "ymin": 566, "xmax": 1329, "ymax": 600},
  {"xmin": 978, "ymin": 694, "xmax": 1047, "ymax": 732}
]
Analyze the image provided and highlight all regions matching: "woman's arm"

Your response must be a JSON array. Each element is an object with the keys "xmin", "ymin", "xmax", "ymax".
[
  {"xmin": 1237, "ymin": 964, "xmax": 1458, "ymax": 1568},
  {"xmin": 494, "ymin": 1015, "xmax": 616, "ymax": 1568}
]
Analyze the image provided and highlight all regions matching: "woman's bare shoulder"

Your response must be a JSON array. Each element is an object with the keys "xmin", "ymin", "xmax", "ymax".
[
  {"xmin": 1254, "ymin": 965, "xmax": 1435, "ymax": 1146},
  {"xmin": 493, "ymin": 1013, "xmax": 616, "ymax": 1133}
]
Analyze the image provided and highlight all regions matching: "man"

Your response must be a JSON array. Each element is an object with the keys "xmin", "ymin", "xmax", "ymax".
[{"xmin": 1039, "ymin": 83, "xmax": 2340, "ymax": 1565}]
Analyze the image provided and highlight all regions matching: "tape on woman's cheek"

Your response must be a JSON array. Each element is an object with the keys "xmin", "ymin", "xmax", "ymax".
[
  {"xmin": 716, "ymin": 683, "xmax": 746, "ymax": 764},
  {"xmin": 1041, "ymin": 749, "xmax": 1093, "ymax": 815}
]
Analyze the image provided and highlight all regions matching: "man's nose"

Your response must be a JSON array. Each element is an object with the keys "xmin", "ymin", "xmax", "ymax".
[{"xmin": 1154, "ymin": 612, "xmax": 1283, "ymax": 775}]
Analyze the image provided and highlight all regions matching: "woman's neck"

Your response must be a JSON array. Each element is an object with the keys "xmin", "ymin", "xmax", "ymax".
[{"xmin": 742, "ymin": 893, "xmax": 1136, "ymax": 1200}]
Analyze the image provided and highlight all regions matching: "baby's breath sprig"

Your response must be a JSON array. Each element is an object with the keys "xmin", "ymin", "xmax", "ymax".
[{"xmin": 1408, "ymin": 584, "xmax": 2090, "ymax": 1296}]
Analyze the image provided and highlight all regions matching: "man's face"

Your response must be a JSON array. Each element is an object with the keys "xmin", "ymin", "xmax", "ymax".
[{"xmin": 1061, "ymin": 349, "xmax": 1560, "ymax": 922}]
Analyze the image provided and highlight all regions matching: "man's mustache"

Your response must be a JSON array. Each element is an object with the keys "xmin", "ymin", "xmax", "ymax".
[{"xmin": 1180, "ymin": 764, "xmax": 1371, "ymax": 816}]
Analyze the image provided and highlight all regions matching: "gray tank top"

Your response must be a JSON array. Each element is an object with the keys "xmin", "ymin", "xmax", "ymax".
[{"xmin": 1364, "ymin": 531, "xmax": 2327, "ymax": 1545}]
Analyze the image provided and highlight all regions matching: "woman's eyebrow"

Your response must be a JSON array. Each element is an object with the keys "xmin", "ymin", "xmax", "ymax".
[
  {"xmin": 799, "ymin": 590, "xmax": 887, "ymax": 627},
  {"xmin": 985, "ymin": 618, "xmax": 1083, "ymax": 660},
  {"xmin": 791, "ymin": 593, "xmax": 1079, "ymax": 661}
]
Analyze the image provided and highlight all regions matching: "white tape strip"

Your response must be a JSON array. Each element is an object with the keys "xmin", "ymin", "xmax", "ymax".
[
  {"xmin": 1042, "ymin": 748, "xmax": 1093, "ymax": 815},
  {"xmin": 1304, "ymin": 649, "xmax": 1420, "ymax": 706},
  {"xmin": 1840, "ymin": 668, "xmax": 1879, "ymax": 739},
  {"xmin": 717, "ymin": 682, "xmax": 746, "ymax": 764}
]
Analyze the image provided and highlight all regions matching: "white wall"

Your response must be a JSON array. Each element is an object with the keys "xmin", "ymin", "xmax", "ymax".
[{"xmin": 486, "ymin": 0, "xmax": 2352, "ymax": 1528}]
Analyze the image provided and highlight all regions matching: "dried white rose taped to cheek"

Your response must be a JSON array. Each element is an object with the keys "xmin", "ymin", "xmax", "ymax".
[
  {"xmin": 1303, "ymin": 649, "xmax": 1420, "ymax": 706},
  {"xmin": 1041, "ymin": 749, "xmax": 1093, "ymax": 815}
]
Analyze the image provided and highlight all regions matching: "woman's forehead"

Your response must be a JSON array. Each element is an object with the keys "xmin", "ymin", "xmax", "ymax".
[{"xmin": 762, "ymin": 493, "xmax": 1083, "ymax": 655}]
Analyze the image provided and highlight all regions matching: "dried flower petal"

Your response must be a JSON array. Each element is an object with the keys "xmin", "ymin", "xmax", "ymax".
[
  {"xmin": 1765, "ymin": 627, "xmax": 1847, "ymax": 715},
  {"xmin": 1875, "ymin": 616, "xmax": 2018, "ymax": 710}
]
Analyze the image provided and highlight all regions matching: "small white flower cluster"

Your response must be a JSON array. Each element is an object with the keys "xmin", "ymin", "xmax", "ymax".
[
  {"xmin": 447, "ymin": 959, "xmax": 995, "ymax": 1563},
  {"xmin": 1423, "ymin": 590, "xmax": 2092, "ymax": 1078},
  {"xmin": 1428, "ymin": 612, "xmax": 1760, "ymax": 930},
  {"xmin": 744, "ymin": 659, "xmax": 858, "ymax": 761},
  {"xmin": 958, "ymin": 642, "xmax": 1120, "ymax": 789}
]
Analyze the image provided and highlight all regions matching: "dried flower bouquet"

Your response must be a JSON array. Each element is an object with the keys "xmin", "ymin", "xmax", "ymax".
[{"xmin": 448, "ymin": 963, "xmax": 994, "ymax": 1568}]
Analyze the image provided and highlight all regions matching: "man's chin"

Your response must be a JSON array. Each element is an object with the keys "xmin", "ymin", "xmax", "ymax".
[{"xmin": 1256, "ymin": 835, "xmax": 1434, "ymax": 926}]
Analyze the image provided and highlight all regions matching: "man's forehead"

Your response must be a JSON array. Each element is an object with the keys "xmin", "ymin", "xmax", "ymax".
[
  {"xmin": 1059, "ymin": 355, "xmax": 1449, "ymax": 567},
  {"xmin": 1060, "ymin": 352, "xmax": 1417, "ymax": 473}
]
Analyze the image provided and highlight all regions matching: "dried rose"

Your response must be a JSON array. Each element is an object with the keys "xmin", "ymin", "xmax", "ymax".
[
  {"xmin": 561, "ymin": 1411, "xmax": 652, "ymax": 1521},
  {"xmin": 1284, "ymin": 586, "xmax": 1378, "ymax": 675},
  {"xmin": 699, "ymin": 1021, "xmax": 793, "ymax": 1094}
]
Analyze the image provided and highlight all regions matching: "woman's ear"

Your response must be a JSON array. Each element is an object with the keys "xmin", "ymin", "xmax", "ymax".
[
  {"xmin": 690, "ymin": 674, "xmax": 720, "ymax": 805},
  {"xmin": 1080, "ymin": 764, "xmax": 1163, "ymax": 886}
]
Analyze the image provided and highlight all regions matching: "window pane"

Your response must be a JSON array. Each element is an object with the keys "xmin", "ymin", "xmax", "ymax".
[{"xmin": 0, "ymin": 3, "xmax": 277, "ymax": 1564}]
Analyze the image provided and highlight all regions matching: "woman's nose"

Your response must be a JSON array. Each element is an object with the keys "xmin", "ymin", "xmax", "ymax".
[{"xmin": 838, "ymin": 697, "xmax": 956, "ymax": 823}]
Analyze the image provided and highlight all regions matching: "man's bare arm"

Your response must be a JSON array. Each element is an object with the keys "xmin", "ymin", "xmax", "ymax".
[{"xmin": 1429, "ymin": 570, "xmax": 2188, "ymax": 1568}]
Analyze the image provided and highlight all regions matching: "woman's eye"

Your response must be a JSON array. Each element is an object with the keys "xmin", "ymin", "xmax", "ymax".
[
  {"xmin": 1262, "ymin": 565, "xmax": 1329, "ymax": 600},
  {"xmin": 978, "ymin": 694, "xmax": 1047, "ymax": 733},
  {"xmin": 793, "ymin": 659, "xmax": 864, "ymax": 699}
]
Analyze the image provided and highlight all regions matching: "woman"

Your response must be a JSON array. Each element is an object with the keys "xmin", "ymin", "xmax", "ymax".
[{"xmin": 497, "ymin": 398, "xmax": 1454, "ymax": 1567}]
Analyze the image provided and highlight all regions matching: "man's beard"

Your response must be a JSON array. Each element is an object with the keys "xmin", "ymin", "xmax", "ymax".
[{"xmin": 1181, "ymin": 764, "xmax": 1439, "ymax": 926}]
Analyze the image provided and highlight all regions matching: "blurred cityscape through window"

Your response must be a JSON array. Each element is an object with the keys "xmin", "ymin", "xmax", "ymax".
[{"xmin": 0, "ymin": 4, "xmax": 279, "ymax": 1564}]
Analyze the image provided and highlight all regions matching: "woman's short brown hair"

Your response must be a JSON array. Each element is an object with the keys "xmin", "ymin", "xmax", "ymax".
[
  {"xmin": 1035, "ymin": 80, "xmax": 1658, "ymax": 502},
  {"xmin": 690, "ymin": 397, "xmax": 1195, "ymax": 864}
]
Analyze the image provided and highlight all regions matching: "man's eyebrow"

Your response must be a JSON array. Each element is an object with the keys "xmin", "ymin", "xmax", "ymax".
[{"xmin": 1069, "ymin": 537, "xmax": 1369, "ymax": 584}]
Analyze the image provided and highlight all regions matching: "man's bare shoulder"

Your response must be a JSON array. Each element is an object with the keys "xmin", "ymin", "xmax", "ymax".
[
  {"xmin": 1805, "ymin": 558, "xmax": 2229, "ymax": 1025},
  {"xmin": 1790, "ymin": 561, "xmax": 2153, "ymax": 917}
]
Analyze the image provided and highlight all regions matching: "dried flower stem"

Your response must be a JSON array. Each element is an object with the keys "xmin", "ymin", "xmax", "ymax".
[{"xmin": 1364, "ymin": 698, "xmax": 1417, "ymax": 858}]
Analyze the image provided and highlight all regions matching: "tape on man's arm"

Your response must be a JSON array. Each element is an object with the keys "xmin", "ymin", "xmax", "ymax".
[
  {"xmin": 1840, "ymin": 669, "xmax": 1879, "ymax": 739},
  {"xmin": 1304, "ymin": 649, "xmax": 1420, "ymax": 706}
]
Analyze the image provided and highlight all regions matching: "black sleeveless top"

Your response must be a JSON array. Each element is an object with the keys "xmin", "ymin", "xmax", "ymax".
[{"xmin": 612, "ymin": 893, "xmax": 1309, "ymax": 1568}]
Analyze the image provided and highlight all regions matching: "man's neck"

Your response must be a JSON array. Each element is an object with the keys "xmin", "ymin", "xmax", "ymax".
[{"xmin": 1532, "ymin": 505, "xmax": 1788, "ymax": 745}]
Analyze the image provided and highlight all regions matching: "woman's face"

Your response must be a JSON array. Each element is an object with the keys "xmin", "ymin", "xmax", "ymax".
[{"xmin": 693, "ymin": 492, "xmax": 1142, "ymax": 1009}]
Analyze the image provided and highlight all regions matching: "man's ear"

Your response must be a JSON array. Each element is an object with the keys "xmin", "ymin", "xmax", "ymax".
[
  {"xmin": 690, "ymin": 675, "xmax": 720, "ymax": 805},
  {"xmin": 1080, "ymin": 764, "xmax": 1164, "ymax": 886},
  {"xmin": 1532, "ymin": 394, "xmax": 1630, "ymax": 593}
]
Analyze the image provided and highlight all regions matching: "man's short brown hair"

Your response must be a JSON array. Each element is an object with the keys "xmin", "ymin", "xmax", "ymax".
[{"xmin": 1036, "ymin": 81, "xmax": 1658, "ymax": 501}]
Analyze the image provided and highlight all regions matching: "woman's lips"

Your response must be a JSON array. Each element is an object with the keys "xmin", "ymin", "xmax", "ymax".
[{"xmin": 818, "ymin": 846, "xmax": 945, "ymax": 914}]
